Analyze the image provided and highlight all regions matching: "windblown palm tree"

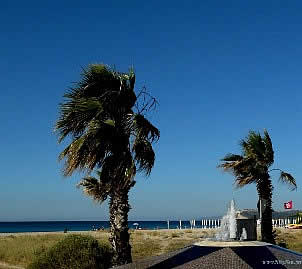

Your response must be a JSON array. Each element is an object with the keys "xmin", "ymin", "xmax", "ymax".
[
  {"xmin": 55, "ymin": 64, "xmax": 159, "ymax": 265},
  {"xmin": 218, "ymin": 130, "xmax": 296, "ymax": 243}
]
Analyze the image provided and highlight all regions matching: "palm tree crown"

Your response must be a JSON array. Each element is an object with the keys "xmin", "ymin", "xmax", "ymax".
[
  {"xmin": 219, "ymin": 130, "xmax": 296, "ymax": 191},
  {"xmin": 56, "ymin": 64, "xmax": 159, "ymax": 188}
]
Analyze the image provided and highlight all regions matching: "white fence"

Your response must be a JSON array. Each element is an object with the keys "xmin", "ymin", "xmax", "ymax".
[
  {"xmin": 270, "ymin": 217, "xmax": 301, "ymax": 227},
  {"xmin": 200, "ymin": 219, "xmax": 221, "ymax": 228},
  {"xmin": 174, "ymin": 219, "xmax": 222, "ymax": 229},
  {"xmin": 175, "ymin": 217, "xmax": 302, "ymax": 230},
  {"xmin": 196, "ymin": 217, "xmax": 301, "ymax": 229}
]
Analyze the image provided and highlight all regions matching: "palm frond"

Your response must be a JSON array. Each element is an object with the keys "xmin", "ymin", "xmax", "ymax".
[
  {"xmin": 128, "ymin": 66, "xmax": 135, "ymax": 91},
  {"xmin": 239, "ymin": 139, "xmax": 249, "ymax": 153},
  {"xmin": 132, "ymin": 113, "xmax": 160, "ymax": 143},
  {"xmin": 132, "ymin": 139, "xmax": 155, "ymax": 176},
  {"xmin": 58, "ymin": 122, "xmax": 114, "ymax": 176},
  {"xmin": 218, "ymin": 161, "xmax": 237, "ymax": 172},
  {"xmin": 279, "ymin": 171, "xmax": 297, "ymax": 191},
  {"xmin": 246, "ymin": 131, "xmax": 267, "ymax": 161},
  {"xmin": 221, "ymin": 154, "xmax": 243, "ymax": 162},
  {"xmin": 55, "ymin": 97, "xmax": 105, "ymax": 142},
  {"xmin": 218, "ymin": 153, "xmax": 245, "ymax": 173},
  {"xmin": 263, "ymin": 129, "xmax": 274, "ymax": 166},
  {"xmin": 220, "ymin": 130, "xmax": 276, "ymax": 188},
  {"xmin": 235, "ymin": 175, "xmax": 256, "ymax": 188},
  {"xmin": 77, "ymin": 173, "xmax": 111, "ymax": 203},
  {"xmin": 95, "ymin": 152, "xmax": 137, "ymax": 190}
]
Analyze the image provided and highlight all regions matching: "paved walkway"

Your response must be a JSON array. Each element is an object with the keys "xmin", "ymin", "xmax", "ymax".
[{"xmin": 113, "ymin": 241, "xmax": 302, "ymax": 269}]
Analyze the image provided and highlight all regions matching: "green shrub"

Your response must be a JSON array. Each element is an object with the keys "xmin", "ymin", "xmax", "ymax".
[{"xmin": 27, "ymin": 234, "xmax": 112, "ymax": 269}]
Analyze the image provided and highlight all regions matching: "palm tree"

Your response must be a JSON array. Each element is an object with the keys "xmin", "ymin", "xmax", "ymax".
[
  {"xmin": 55, "ymin": 64, "xmax": 159, "ymax": 265},
  {"xmin": 218, "ymin": 130, "xmax": 296, "ymax": 243}
]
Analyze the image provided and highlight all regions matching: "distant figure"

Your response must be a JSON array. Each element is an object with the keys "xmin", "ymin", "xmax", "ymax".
[{"xmin": 64, "ymin": 228, "xmax": 68, "ymax": 233}]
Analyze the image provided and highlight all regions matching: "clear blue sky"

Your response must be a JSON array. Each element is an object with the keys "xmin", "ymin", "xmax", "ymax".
[{"xmin": 1, "ymin": 1, "xmax": 302, "ymax": 221}]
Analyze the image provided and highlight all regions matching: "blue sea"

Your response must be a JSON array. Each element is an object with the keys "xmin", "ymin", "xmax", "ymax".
[{"xmin": 0, "ymin": 220, "xmax": 219, "ymax": 233}]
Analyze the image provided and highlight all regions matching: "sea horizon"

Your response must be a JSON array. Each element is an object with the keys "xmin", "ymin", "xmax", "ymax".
[
  {"xmin": 0, "ymin": 219, "xmax": 223, "ymax": 233},
  {"xmin": 0, "ymin": 217, "xmax": 222, "ymax": 222}
]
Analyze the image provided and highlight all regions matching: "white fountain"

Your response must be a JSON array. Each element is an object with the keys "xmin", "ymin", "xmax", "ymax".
[{"xmin": 215, "ymin": 199, "xmax": 237, "ymax": 241}]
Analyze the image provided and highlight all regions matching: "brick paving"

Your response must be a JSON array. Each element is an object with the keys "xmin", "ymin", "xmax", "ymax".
[{"xmin": 113, "ymin": 241, "xmax": 302, "ymax": 269}]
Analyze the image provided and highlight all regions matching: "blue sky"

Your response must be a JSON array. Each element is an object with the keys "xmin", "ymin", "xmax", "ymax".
[{"xmin": 1, "ymin": 1, "xmax": 302, "ymax": 221}]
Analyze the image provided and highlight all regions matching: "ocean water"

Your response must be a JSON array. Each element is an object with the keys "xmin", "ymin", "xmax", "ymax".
[{"xmin": 0, "ymin": 220, "xmax": 218, "ymax": 233}]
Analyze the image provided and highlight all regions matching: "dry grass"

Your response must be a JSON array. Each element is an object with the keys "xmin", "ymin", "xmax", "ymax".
[
  {"xmin": 0, "ymin": 234, "xmax": 63, "ymax": 267},
  {"xmin": 274, "ymin": 228, "xmax": 302, "ymax": 253},
  {"xmin": 129, "ymin": 229, "xmax": 214, "ymax": 261},
  {"xmin": 0, "ymin": 229, "xmax": 212, "ymax": 268}
]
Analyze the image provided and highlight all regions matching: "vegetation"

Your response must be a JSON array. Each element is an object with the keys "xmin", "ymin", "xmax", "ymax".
[
  {"xmin": 0, "ymin": 234, "xmax": 63, "ymax": 267},
  {"xmin": 27, "ymin": 234, "xmax": 112, "ymax": 269},
  {"xmin": 0, "ymin": 230, "xmax": 212, "ymax": 268},
  {"xmin": 55, "ymin": 64, "xmax": 160, "ymax": 265},
  {"xmin": 274, "ymin": 229, "xmax": 302, "ymax": 251},
  {"xmin": 219, "ymin": 130, "xmax": 297, "ymax": 243}
]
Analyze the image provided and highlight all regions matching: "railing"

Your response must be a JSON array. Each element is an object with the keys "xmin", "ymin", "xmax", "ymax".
[
  {"xmin": 200, "ymin": 219, "xmax": 221, "ymax": 228},
  {"xmin": 167, "ymin": 219, "xmax": 222, "ymax": 229},
  {"xmin": 176, "ymin": 219, "xmax": 221, "ymax": 229},
  {"xmin": 175, "ymin": 217, "xmax": 302, "ymax": 230},
  {"xmin": 255, "ymin": 217, "xmax": 301, "ymax": 228},
  {"xmin": 271, "ymin": 218, "xmax": 300, "ymax": 227}
]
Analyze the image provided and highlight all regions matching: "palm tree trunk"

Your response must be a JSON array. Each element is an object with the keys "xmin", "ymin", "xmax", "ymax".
[
  {"xmin": 109, "ymin": 187, "xmax": 132, "ymax": 266},
  {"xmin": 257, "ymin": 175, "xmax": 275, "ymax": 244}
]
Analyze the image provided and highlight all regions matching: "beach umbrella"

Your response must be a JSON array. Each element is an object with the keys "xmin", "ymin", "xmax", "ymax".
[{"xmin": 133, "ymin": 223, "xmax": 139, "ymax": 229}]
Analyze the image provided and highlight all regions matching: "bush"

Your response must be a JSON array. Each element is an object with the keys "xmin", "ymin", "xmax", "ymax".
[{"xmin": 27, "ymin": 234, "xmax": 112, "ymax": 269}]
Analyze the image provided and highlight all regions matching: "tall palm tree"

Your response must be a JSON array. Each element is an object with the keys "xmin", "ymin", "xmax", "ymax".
[
  {"xmin": 55, "ymin": 64, "xmax": 160, "ymax": 265},
  {"xmin": 218, "ymin": 130, "xmax": 296, "ymax": 243}
]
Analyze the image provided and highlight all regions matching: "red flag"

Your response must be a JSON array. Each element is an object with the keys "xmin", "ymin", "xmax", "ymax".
[{"xmin": 284, "ymin": 200, "xmax": 293, "ymax": 209}]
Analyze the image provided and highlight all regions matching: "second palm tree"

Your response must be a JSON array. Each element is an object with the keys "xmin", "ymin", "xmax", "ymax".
[{"xmin": 219, "ymin": 130, "xmax": 296, "ymax": 243}]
